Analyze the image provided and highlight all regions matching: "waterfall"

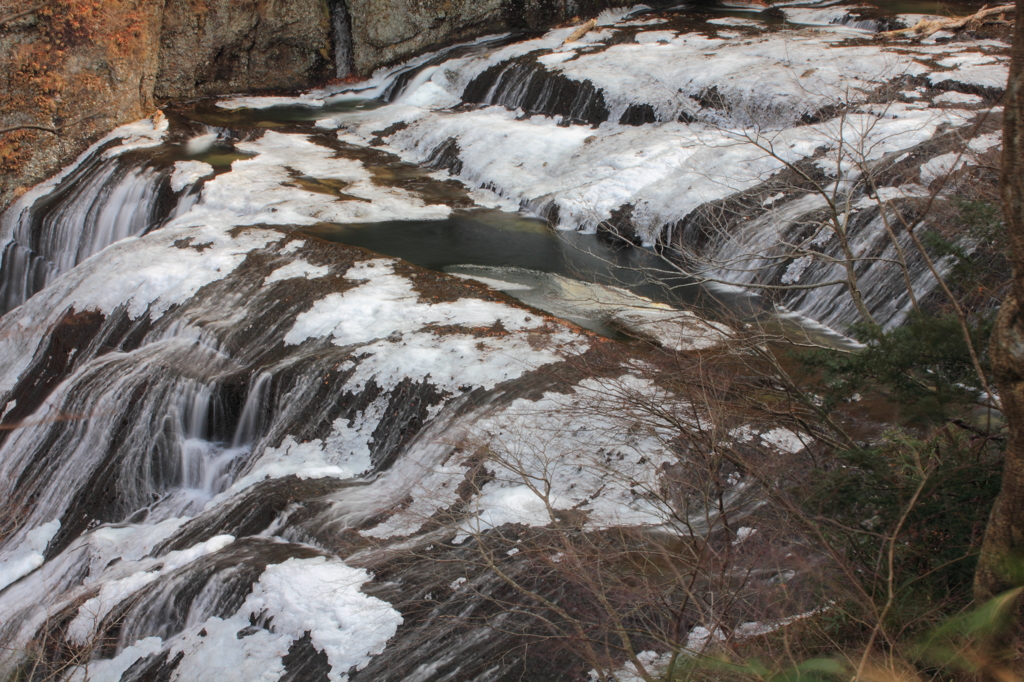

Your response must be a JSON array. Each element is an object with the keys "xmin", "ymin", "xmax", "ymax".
[
  {"xmin": 376, "ymin": 34, "xmax": 525, "ymax": 103},
  {"xmin": 678, "ymin": 193, "xmax": 947, "ymax": 332},
  {"xmin": 0, "ymin": 148, "xmax": 202, "ymax": 315},
  {"xmin": 0, "ymin": 5, "xmax": 1007, "ymax": 677},
  {"xmin": 231, "ymin": 372, "xmax": 273, "ymax": 449},
  {"xmin": 0, "ymin": 136, "xmax": 602, "ymax": 676},
  {"xmin": 461, "ymin": 58, "xmax": 611, "ymax": 126}
]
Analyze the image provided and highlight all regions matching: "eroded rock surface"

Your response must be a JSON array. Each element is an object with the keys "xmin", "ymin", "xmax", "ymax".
[{"xmin": 155, "ymin": 0, "xmax": 332, "ymax": 100}]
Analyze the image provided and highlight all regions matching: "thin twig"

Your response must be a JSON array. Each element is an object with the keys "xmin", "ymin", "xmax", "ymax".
[
  {"xmin": 0, "ymin": 110, "xmax": 108, "ymax": 136},
  {"xmin": 0, "ymin": 2, "xmax": 48, "ymax": 27}
]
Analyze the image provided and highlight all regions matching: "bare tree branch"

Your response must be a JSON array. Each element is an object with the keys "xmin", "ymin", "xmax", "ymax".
[
  {"xmin": 0, "ymin": 110, "xmax": 109, "ymax": 137},
  {"xmin": 0, "ymin": 2, "xmax": 48, "ymax": 28}
]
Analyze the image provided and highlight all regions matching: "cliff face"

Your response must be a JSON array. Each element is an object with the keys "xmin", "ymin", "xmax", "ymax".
[
  {"xmin": 0, "ymin": 0, "xmax": 165, "ymax": 213},
  {"xmin": 347, "ymin": 0, "xmax": 506, "ymax": 76},
  {"xmin": 155, "ymin": 0, "xmax": 332, "ymax": 99},
  {"xmin": 345, "ymin": 0, "xmax": 641, "ymax": 77},
  {"xmin": 0, "ymin": 0, "xmax": 642, "ymax": 212}
]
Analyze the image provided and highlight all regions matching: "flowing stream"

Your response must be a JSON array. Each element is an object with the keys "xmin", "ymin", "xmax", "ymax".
[{"xmin": 0, "ymin": 2, "xmax": 1009, "ymax": 680}]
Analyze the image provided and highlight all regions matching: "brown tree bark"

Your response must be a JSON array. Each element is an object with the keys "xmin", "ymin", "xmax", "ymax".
[{"xmin": 978, "ymin": 0, "xmax": 1024, "ymax": 668}]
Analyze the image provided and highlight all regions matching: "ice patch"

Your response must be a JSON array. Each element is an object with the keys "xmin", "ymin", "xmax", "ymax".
[
  {"xmin": 450, "ymin": 272, "xmax": 534, "ymax": 291},
  {"xmin": 733, "ymin": 526, "xmax": 757, "ymax": 545},
  {"xmin": 968, "ymin": 131, "xmax": 1001, "ymax": 153},
  {"xmin": 928, "ymin": 61, "xmax": 1009, "ymax": 89},
  {"xmin": 537, "ymin": 51, "xmax": 576, "ymax": 66},
  {"xmin": 932, "ymin": 90, "xmax": 984, "ymax": 105},
  {"xmin": 707, "ymin": 16, "xmax": 761, "ymax": 26},
  {"xmin": 70, "ymin": 637, "xmax": 165, "ymax": 682},
  {"xmin": 170, "ymin": 160, "xmax": 215, "ymax": 193},
  {"xmin": 635, "ymin": 30, "xmax": 678, "ymax": 43},
  {"xmin": 215, "ymin": 400, "xmax": 388, "ymax": 502},
  {"xmin": 51, "ymin": 224, "xmax": 277, "ymax": 320},
  {"xmin": 936, "ymin": 53, "xmax": 999, "ymax": 68},
  {"xmin": 920, "ymin": 30, "xmax": 955, "ymax": 44},
  {"xmin": 0, "ymin": 520, "xmax": 60, "ymax": 591},
  {"xmin": 920, "ymin": 151, "xmax": 965, "ymax": 185},
  {"xmin": 217, "ymin": 95, "xmax": 326, "ymax": 109},
  {"xmin": 857, "ymin": 184, "xmax": 931, "ymax": 207},
  {"xmin": 101, "ymin": 117, "xmax": 169, "ymax": 159},
  {"xmin": 760, "ymin": 428, "xmax": 805, "ymax": 454},
  {"xmin": 363, "ymin": 375, "xmax": 742, "ymax": 540},
  {"xmin": 177, "ymin": 131, "xmax": 451, "ymax": 230},
  {"xmin": 263, "ymin": 259, "xmax": 331, "ymax": 285},
  {"xmin": 97, "ymin": 557, "xmax": 402, "ymax": 682},
  {"xmin": 609, "ymin": 308, "xmax": 732, "ymax": 351},
  {"xmin": 781, "ymin": 255, "xmax": 812, "ymax": 284},
  {"xmin": 285, "ymin": 259, "xmax": 539, "ymax": 347}
]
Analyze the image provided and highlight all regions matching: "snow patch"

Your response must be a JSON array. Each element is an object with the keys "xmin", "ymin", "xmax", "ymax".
[
  {"xmin": 285, "ymin": 259, "xmax": 540, "ymax": 347},
  {"xmin": 217, "ymin": 95, "xmax": 326, "ymax": 109},
  {"xmin": 170, "ymin": 161, "xmax": 215, "ymax": 193},
  {"xmin": 0, "ymin": 520, "xmax": 60, "ymax": 591},
  {"xmin": 263, "ymin": 259, "xmax": 331, "ymax": 285}
]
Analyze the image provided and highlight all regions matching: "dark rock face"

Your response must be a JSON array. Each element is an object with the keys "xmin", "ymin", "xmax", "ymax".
[
  {"xmin": 154, "ymin": 0, "xmax": 333, "ymax": 99},
  {"xmin": 346, "ymin": 0, "xmax": 648, "ymax": 76},
  {"xmin": 346, "ymin": 0, "xmax": 505, "ymax": 76}
]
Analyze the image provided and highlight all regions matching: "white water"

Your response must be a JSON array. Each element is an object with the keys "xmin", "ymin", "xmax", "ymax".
[
  {"xmin": 0, "ymin": 140, "xmax": 201, "ymax": 314},
  {"xmin": 0, "ymin": 3, "xmax": 1009, "ymax": 679}
]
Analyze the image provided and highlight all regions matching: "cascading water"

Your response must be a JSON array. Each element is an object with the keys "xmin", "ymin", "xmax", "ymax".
[
  {"xmin": 0, "ymin": 2, "xmax": 1009, "ymax": 679},
  {"xmin": 316, "ymin": 3, "xmax": 1003, "ymax": 335},
  {"xmin": 679, "ymin": 194, "xmax": 948, "ymax": 331},
  {"xmin": 462, "ymin": 59, "xmax": 612, "ymax": 125},
  {"xmin": 0, "ymin": 143, "xmax": 205, "ymax": 315}
]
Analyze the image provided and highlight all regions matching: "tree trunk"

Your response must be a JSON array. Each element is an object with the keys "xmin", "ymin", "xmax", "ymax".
[{"xmin": 978, "ymin": 0, "xmax": 1024, "ymax": 669}]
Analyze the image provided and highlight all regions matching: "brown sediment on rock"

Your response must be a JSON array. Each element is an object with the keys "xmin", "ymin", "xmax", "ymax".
[{"xmin": 0, "ymin": 0, "xmax": 164, "ymax": 211}]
